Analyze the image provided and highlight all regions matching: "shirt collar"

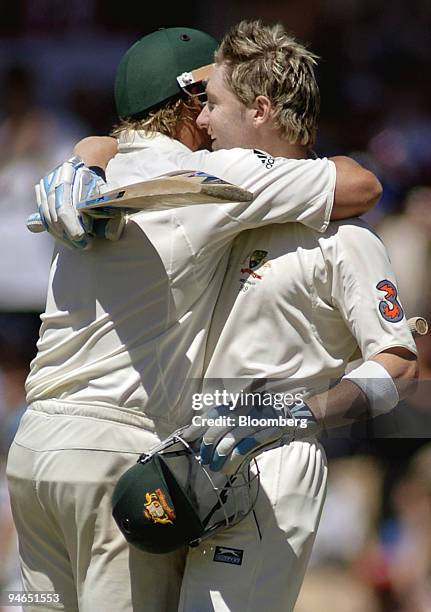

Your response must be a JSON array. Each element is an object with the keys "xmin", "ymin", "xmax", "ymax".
[{"xmin": 117, "ymin": 130, "xmax": 192, "ymax": 154}]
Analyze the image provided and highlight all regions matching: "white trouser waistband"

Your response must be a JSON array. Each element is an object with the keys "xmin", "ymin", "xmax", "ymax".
[{"xmin": 28, "ymin": 399, "xmax": 181, "ymax": 437}]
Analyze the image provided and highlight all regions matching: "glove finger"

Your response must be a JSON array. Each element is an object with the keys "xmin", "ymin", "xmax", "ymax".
[
  {"xmin": 57, "ymin": 162, "xmax": 82, "ymax": 232},
  {"xmin": 56, "ymin": 161, "xmax": 101, "ymax": 247},
  {"xmin": 200, "ymin": 416, "xmax": 257, "ymax": 466},
  {"xmin": 44, "ymin": 178, "xmax": 65, "ymax": 239},
  {"xmin": 201, "ymin": 403, "xmax": 278, "ymax": 454},
  {"xmin": 55, "ymin": 182, "xmax": 89, "ymax": 243},
  {"xmin": 196, "ymin": 404, "xmax": 240, "ymax": 464},
  {"xmin": 73, "ymin": 166, "xmax": 104, "ymax": 209},
  {"xmin": 78, "ymin": 168, "xmax": 102, "ymax": 201},
  {"xmin": 181, "ymin": 404, "xmax": 233, "ymax": 445},
  {"xmin": 46, "ymin": 165, "xmax": 65, "ymax": 218},
  {"xmin": 181, "ymin": 421, "xmax": 207, "ymax": 444},
  {"xmin": 72, "ymin": 167, "xmax": 105, "ymax": 241},
  {"xmin": 59, "ymin": 158, "xmax": 79, "ymax": 184},
  {"xmin": 34, "ymin": 184, "xmax": 48, "ymax": 231},
  {"xmin": 201, "ymin": 400, "xmax": 291, "ymax": 467},
  {"xmin": 217, "ymin": 427, "xmax": 284, "ymax": 476},
  {"xmin": 46, "ymin": 161, "xmax": 79, "ymax": 238},
  {"xmin": 34, "ymin": 182, "xmax": 42, "ymax": 208},
  {"xmin": 38, "ymin": 176, "xmax": 56, "ymax": 229},
  {"xmin": 33, "ymin": 157, "xmax": 89, "ymax": 242}
]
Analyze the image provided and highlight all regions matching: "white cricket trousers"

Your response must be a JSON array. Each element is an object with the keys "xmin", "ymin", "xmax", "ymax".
[{"xmin": 6, "ymin": 402, "xmax": 327, "ymax": 612}]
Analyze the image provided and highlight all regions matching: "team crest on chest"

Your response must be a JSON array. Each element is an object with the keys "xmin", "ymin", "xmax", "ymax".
[
  {"xmin": 240, "ymin": 249, "xmax": 268, "ymax": 279},
  {"xmin": 144, "ymin": 489, "xmax": 176, "ymax": 525},
  {"xmin": 239, "ymin": 249, "xmax": 270, "ymax": 291},
  {"xmin": 248, "ymin": 250, "xmax": 268, "ymax": 269}
]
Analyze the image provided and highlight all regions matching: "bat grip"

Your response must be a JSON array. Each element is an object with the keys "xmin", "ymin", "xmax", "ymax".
[{"xmin": 408, "ymin": 316, "xmax": 429, "ymax": 336}]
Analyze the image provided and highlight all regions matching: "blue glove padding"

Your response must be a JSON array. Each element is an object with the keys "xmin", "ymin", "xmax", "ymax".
[
  {"xmin": 181, "ymin": 399, "xmax": 319, "ymax": 476},
  {"xmin": 34, "ymin": 156, "xmax": 125, "ymax": 249}
]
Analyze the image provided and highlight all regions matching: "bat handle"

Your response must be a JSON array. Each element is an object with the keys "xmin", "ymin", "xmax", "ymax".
[
  {"xmin": 27, "ymin": 212, "xmax": 46, "ymax": 233},
  {"xmin": 408, "ymin": 316, "xmax": 429, "ymax": 336}
]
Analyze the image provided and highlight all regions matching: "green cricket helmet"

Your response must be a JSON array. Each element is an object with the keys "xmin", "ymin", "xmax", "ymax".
[
  {"xmin": 114, "ymin": 27, "xmax": 218, "ymax": 119},
  {"xmin": 111, "ymin": 430, "xmax": 259, "ymax": 554}
]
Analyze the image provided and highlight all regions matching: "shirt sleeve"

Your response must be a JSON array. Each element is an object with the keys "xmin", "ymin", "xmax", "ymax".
[
  {"xmin": 322, "ymin": 219, "xmax": 418, "ymax": 359},
  {"xmin": 174, "ymin": 148, "xmax": 335, "ymax": 233}
]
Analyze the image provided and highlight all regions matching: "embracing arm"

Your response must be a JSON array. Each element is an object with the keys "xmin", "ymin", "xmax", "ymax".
[
  {"xmin": 309, "ymin": 223, "xmax": 419, "ymax": 429},
  {"xmin": 307, "ymin": 348, "xmax": 419, "ymax": 431},
  {"xmin": 180, "ymin": 223, "xmax": 419, "ymax": 475},
  {"xmin": 72, "ymin": 138, "xmax": 383, "ymax": 222},
  {"xmin": 330, "ymin": 156, "xmax": 382, "ymax": 219},
  {"xmin": 180, "ymin": 346, "xmax": 418, "ymax": 475},
  {"xmin": 72, "ymin": 140, "xmax": 383, "ymax": 218},
  {"xmin": 30, "ymin": 137, "xmax": 381, "ymax": 248},
  {"xmin": 73, "ymin": 136, "xmax": 118, "ymax": 170}
]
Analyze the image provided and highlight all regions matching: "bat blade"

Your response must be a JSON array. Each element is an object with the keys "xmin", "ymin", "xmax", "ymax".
[
  {"xmin": 81, "ymin": 171, "xmax": 253, "ymax": 210},
  {"xmin": 27, "ymin": 171, "xmax": 253, "ymax": 233}
]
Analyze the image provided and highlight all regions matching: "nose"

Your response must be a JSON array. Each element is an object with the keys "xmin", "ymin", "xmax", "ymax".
[{"xmin": 196, "ymin": 104, "xmax": 209, "ymax": 129}]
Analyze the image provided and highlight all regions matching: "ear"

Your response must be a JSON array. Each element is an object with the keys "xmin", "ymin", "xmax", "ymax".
[{"xmin": 252, "ymin": 95, "xmax": 272, "ymax": 126}]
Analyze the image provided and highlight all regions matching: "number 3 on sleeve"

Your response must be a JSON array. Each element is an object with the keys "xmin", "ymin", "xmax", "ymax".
[{"xmin": 376, "ymin": 279, "xmax": 404, "ymax": 323}]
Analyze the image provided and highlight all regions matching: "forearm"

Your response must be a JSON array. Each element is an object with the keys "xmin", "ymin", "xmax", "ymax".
[
  {"xmin": 307, "ymin": 379, "xmax": 369, "ymax": 430},
  {"xmin": 330, "ymin": 156, "xmax": 383, "ymax": 218},
  {"xmin": 372, "ymin": 347, "xmax": 419, "ymax": 400},
  {"xmin": 306, "ymin": 349, "xmax": 418, "ymax": 432}
]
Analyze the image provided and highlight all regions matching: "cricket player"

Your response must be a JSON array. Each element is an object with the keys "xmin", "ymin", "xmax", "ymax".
[
  {"xmin": 170, "ymin": 24, "xmax": 418, "ymax": 611},
  {"xmin": 8, "ymin": 24, "xmax": 383, "ymax": 612}
]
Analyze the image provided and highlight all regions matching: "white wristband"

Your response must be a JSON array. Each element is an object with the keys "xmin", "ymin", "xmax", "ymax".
[{"xmin": 342, "ymin": 360, "xmax": 399, "ymax": 417}]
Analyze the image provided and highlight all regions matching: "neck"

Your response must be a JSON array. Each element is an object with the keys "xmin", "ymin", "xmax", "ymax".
[{"xmin": 257, "ymin": 130, "xmax": 307, "ymax": 159}]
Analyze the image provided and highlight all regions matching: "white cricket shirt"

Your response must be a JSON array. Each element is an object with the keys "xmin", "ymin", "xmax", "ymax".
[
  {"xmin": 204, "ymin": 218, "xmax": 417, "ymax": 398},
  {"xmin": 26, "ymin": 132, "xmax": 336, "ymax": 428}
]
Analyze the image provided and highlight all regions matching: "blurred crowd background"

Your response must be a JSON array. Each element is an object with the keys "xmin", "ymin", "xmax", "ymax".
[{"xmin": 0, "ymin": 1, "xmax": 430, "ymax": 611}]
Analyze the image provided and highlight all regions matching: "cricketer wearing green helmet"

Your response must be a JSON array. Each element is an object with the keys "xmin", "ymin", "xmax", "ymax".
[
  {"xmin": 109, "ymin": 26, "xmax": 218, "ymax": 158},
  {"xmin": 13, "ymin": 20, "xmax": 388, "ymax": 612},
  {"xmin": 27, "ymin": 26, "xmax": 220, "ymax": 248},
  {"xmin": 115, "ymin": 27, "xmax": 217, "ymax": 119}
]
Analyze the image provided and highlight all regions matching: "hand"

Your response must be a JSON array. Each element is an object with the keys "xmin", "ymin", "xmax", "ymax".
[
  {"xmin": 182, "ymin": 399, "xmax": 315, "ymax": 476},
  {"xmin": 33, "ymin": 156, "xmax": 125, "ymax": 249}
]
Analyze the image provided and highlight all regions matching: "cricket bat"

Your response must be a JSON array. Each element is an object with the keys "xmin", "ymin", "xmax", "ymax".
[{"xmin": 27, "ymin": 171, "xmax": 254, "ymax": 233}]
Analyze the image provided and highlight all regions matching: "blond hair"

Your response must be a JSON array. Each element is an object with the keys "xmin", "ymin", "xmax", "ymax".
[
  {"xmin": 111, "ymin": 98, "xmax": 196, "ymax": 139},
  {"xmin": 216, "ymin": 20, "xmax": 320, "ymax": 147}
]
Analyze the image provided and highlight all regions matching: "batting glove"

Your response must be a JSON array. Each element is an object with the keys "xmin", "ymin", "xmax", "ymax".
[
  {"xmin": 182, "ymin": 398, "xmax": 317, "ymax": 476},
  {"xmin": 31, "ymin": 156, "xmax": 125, "ymax": 249}
]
